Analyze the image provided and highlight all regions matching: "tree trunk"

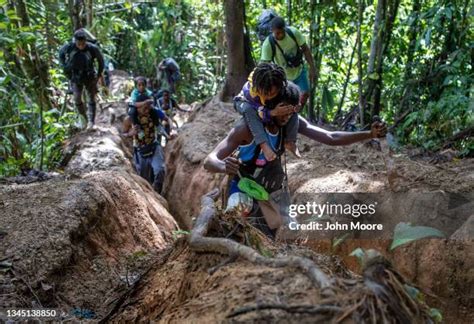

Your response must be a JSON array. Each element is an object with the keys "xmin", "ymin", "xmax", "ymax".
[
  {"xmin": 398, "ymin": 0, "xmax": 421, "ymax": 117},
  {"xmin": 357, "ymin": 0, "xmax": 364, "ymax": 125},
  {"xmin": 220, "ymin": 0, "xmax": 252, "ymax": 101},
  {"xmin": 15, "ymin": 0, "xmax": 52, "ymax": 169},
  {"xmin": 287, "ymin": 0, "xmax": 292, "ymax": 25},
  {"xmin": 366, "ymin": 0, "xmax": 384, "ymax": 77},
  {"xmin": 242, "ymin": 0, "xmax": 255, "ymax": 72},
  {"xmin": 334, "ymin": 40, "xmax": 356, "ymax": 123},
  {"xmin": 86, "ymin": 0, "xmax": 93, "ymax": 28},
  {"xmin": 308, "ymin": 0, "xmax": 318, "ymax": 122},
  {"xmin": 314, "ymin": 22, "xmax": 326, "ymax": 122},
  {"xmin": 68, "ymin": 0, "xmax": 83, "ymax": 31},
  {"xmin": 372, "ymin": 0, "xmax": 400, "ymax": 115},
  {"xmin": 362, "ymin": 0, "xmax": 400, "ymax": 119}
]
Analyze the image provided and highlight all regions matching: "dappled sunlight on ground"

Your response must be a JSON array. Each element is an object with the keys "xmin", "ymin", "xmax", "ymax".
[{"xmin": 293, "ymin": 169, "xmax": 385, "ymax": 193}]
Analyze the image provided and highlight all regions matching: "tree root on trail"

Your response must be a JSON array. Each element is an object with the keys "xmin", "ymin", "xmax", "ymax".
[
  {"xmin": 227, "ymin": 303, "xmax": 342, "ymax": 318},
  {"xmin": 189, "ymin": 188, "xmax": 333, "ymax": 291}
]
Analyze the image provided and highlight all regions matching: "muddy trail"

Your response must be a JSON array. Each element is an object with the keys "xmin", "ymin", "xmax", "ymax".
[{"xmin": 0, "ymin": 74, "xmax": 472, "ymax": 323}]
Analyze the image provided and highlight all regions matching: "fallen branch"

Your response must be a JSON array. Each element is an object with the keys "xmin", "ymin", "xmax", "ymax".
[
  {"xmin": 227, "ymin": 303, "xmax": 342, "ymax": 318},
  {"xmin": 0, "ymin": 122, "xmax": 24, "ymax": 130},
  {"xmin": 189, "ymin": 189, "xmax": 333, "ymax": 290}
]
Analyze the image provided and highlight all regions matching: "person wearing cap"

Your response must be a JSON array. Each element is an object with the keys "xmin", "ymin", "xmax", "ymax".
[
  {"xmin": 122, "ymin": 94, "xmax": 172, "ymax": 194},
  {"xmin": 59, "ymin": 28, "xmax": 104, "ymax": 129}
]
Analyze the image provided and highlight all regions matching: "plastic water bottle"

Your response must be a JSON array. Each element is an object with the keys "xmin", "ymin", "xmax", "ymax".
[{"xmin": 138, "ymin": 129, "xmax": 145, "ymax": 140}]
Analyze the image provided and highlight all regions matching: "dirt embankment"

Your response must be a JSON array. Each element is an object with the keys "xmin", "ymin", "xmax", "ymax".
[
  {"xmin": 0, "ymin": 79, "xmax": 178, "ymax": 319},
  {"xmin": 163, "ymin": 98, "xmax": 237, "ymax": 229},
  {"xmin": 162, "ymin": 98, "xmax": 473, "ymax": 323}
]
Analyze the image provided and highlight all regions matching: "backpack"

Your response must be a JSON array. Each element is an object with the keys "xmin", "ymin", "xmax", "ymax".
[
  {"xmin": 65, "ymin": 28, "xmax": 99, "ymax": 71},
  {"xmin": 63, "ymin": 44, "xmax": 95, "ymax": 81},
  {"xmin": 162, "ymin": 58, "xmax": 181, "ymax": 82},
  {"xmin": 268, "ymin": 27, "xmax": 304, "ymax": 68},
  {"xmin": 256, "ymin": 9, "xmax": 278, "ymax": 42}
]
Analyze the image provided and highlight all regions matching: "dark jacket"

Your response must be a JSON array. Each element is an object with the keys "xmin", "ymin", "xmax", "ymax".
[{"xmin": 59, "ymin": 42, "xmax": 104, "ymax": 83}]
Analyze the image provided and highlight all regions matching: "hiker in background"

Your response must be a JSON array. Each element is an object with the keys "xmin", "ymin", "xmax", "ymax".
[
  {"xmin": 156, "ymin": 89, "xmax": 188, "ymax": 136},
  {"xmin": 104, "ymin": 58, "xmax": 115, "ymax": 88},
  {"xmin": 260, "ymin": 16, "xmax": 316, "ymax": 107},
  {"xmin": 59, "ymin": 28, "xmax": 104, "ymax": 129},
  {"xmin": 148, "ymin": 78, "xmax": 161, "ymax": 98},
  {"xmin": 128, "ymin": 76, "xmax": 154, "ymax": 126},
  {"xmin": 234, "ymin": 63, "xmax": 301, "ymax": 163},
  {"xmin": 157, "ymin": 58, "xmax": 180, "ymax": 94},
  {"xmin": 122, "ymin": 94, "xmax": 172, "ymax": 193},
  {"xmin": 205, "ymin": 82, "xmax": 387, "ymax": 238}
]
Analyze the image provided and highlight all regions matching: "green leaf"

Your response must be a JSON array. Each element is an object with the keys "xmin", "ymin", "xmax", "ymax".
[
  {"xmin": 17, "ymin": 32, "xmax": 36, "ymax": 43},
  {"xmin": 0, "ymin": 36, "xmax": 15, "ymax": 44},
  {"xmin": 15, "ymin": 131, "xmax": 27, "ymax": 146},
  {"xmin": 424, "ymin": 27, "xmax": 432, "ymax": 47},
  {"xmin": 332, "ymin": 233, "xmax": 350, "ymax": 248},
  {"xmin": 172, "ymin": 230, "xmax": 190, "ymax": 240},
  {"xmin": 349, "ymin": 247, "xmax": 365, "ymax": 266},
  {"xmin": 429, "ymin": 308, "xmax": 443, "ymax": 323},
  {"xmin": 404, "ymin": 284, "xmax": 423, "ymax": 302},
  {"xmin": 390, "ymin": 223, "xmax": 445, "ymax": 250}
]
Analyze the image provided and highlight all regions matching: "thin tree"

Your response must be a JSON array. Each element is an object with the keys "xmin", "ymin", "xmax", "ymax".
[
  {"xmin": 334, "ymin": 40, "xmax": 357, "ymax": 123},
  {"xmin": 15, "ymin": 0, "xmax": 52, "ymax": 169},
  {"xmin": 86, "ymin": 0, "xmax": 93, "ymax": 28},
  {"xmin": 362, "ymin": 0, "xmax": 400, "ymax": 119},
  {"xmin": 356, "ymin": 0, "xmax": 364, "ymax": 125},
  {"xmin": 68, "ymin": 0, "xmax": 84, "ymax": 31}
]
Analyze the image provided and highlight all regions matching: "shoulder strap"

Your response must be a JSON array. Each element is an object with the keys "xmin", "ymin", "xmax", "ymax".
[
  {"xmin": 285, "ymin": 27, "xmax": 299, "ymax": 47},
  {"xmin": 270, "ymin": 35, "xmax": 287, "ymax": 63},
  {"xmin": 268, "ymin": 36, "xmax": 276, "ymax": 62},
  {"xmin": 67, "ymin": 44, "xmax": 79, "ymax": 64}
]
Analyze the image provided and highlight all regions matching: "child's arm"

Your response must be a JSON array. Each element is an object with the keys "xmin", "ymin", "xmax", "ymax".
[
  {"xmin": 127, "ymin": 105, "xmax": 140, "ymax": 125},
  {"xmin": 240, "ymin": 102, "xmax": 269, "ymax": 146},
  {"xmin": 240, "ymin": 102, "xmax": 276, "ymax": 161}
]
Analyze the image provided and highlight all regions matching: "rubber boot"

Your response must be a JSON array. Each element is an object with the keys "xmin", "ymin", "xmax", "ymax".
[{"xmin": 87, "ymin": 102, "xmax": 96, "ymax": 129}]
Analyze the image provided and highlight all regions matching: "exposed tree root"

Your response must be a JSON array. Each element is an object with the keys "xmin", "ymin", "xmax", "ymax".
[
  {"xmin": 189, "ymin": 188, "xmax": 333, "ymax": 290},
  {"xmin": 227, "ymin": 303, "xmax": 342, "ymax": 318}
]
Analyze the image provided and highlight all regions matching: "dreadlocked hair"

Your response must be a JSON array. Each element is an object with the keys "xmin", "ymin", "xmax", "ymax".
[{"xmin": 252, "ymin": 63, "xmax": 287, "ymax": 96}]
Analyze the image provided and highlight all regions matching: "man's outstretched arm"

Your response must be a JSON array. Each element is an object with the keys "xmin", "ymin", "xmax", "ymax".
[
  {"xmin": 298, "ymin": 116, "xmax": 386, "ymax": 145},
  {"xmin": 204, "ymin": 123, "xmax": 249, "ymax": 175}
]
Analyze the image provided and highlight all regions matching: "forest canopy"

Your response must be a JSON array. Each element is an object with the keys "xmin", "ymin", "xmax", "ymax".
[{"xmin": 0, "ymin": 0, "xmax": 472, "ymax": 176}]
